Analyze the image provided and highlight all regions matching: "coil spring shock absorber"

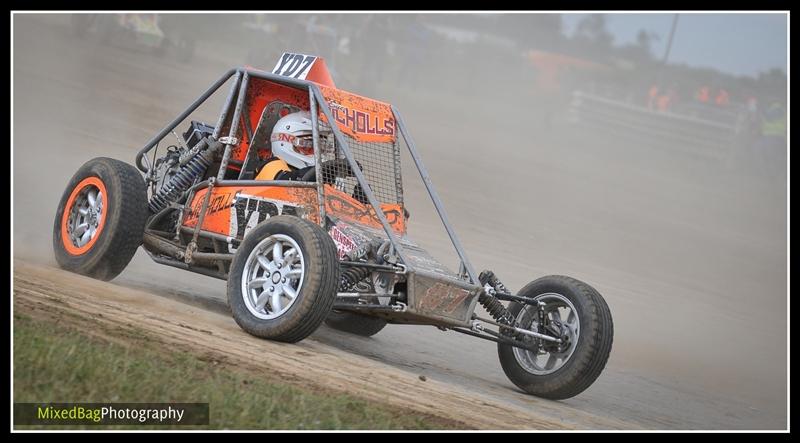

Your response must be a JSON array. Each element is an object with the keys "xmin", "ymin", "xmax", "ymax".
[
  {"xmin": 339, "ymin": 266, "xmax": 372, "ymax": 291},
  {"xmin": 148, "ymin": 139, "xmax": 220, "ymax": 213},
  {"xmin": 478, "ymin": 270, "xmax": 515, "ymax": 326}
]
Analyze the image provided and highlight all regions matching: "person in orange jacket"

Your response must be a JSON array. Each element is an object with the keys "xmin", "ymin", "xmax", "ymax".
[
  {"xmin": 647, "ymin": 84, "xmax": 659, "ymax": 109},
  {"xmin": 715, "ymin": 88, "xmax": 730, "ymax": 107},
  {"xmin": 696, "ymin": 85, "xmax": 710, "ymax": 104}
]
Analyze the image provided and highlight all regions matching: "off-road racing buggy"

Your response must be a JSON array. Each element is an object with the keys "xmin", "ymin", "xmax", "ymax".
[{"xmin": 53, "ymin": 53, "xmax": 613, "ymax": 400}]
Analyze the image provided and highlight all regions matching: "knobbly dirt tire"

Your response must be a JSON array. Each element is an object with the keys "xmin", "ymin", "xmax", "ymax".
[
  {"xmin": 53, "ymin": 157, "xmax": 148, "ymax": 281},
  {"xmin": 498, "ymin": 275, "xmax": 613, "ymax": 400},
  {"xmin": 325, "ymin": 311, "xmax": 388, "ymax": 337},
  {"xmin": 228, "ymin": 216, "xmax": 340, "ymax": 343}
]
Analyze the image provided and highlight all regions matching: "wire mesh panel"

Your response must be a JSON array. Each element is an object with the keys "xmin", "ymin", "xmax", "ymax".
[{"xmin": 316, "ymin": 118, "xmax": 404, "ymax": 206}]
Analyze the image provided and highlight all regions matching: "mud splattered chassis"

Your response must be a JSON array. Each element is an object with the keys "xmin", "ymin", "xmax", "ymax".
[{"xmin": 53, "ymin": 67, "xmax": 613, "ymax": 400}]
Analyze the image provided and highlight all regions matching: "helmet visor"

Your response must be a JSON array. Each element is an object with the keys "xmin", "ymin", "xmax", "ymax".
[{"xmin": 293, "ymin": 134, "xmax": 314, "ymax": 156}]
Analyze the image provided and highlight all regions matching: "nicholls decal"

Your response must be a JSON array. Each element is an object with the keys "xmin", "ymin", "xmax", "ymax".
[
  {"xmin": 328, "ymin": 101, "xmax": 395, "ymax": 137},
  {"xmin": 184, "ymin": 191, "xmax": 235, "ymax": 222}
]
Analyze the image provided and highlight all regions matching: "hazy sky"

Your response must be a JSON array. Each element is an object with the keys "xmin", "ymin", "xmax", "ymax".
[{"xmin": 560, "ymin": 13, "xmax": 788, "ymax": 77}]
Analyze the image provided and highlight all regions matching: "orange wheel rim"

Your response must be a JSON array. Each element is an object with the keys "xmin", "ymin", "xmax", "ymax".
[{"xmin": 60, "ymin": 177, "xmax": 108, "ymax": 256}]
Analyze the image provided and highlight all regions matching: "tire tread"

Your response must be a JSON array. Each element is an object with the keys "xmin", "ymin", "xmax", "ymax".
[
  {"xmin": 53, "ymin": 157, "xmax": 148, "ymax": 281},
  {"xmin": 498, "ymin": 275, "xmax": 614, "ymax": 399}
]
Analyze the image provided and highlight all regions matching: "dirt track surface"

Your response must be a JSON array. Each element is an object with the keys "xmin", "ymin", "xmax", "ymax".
[
  {"xmin": 14, "ymin": 259, "xmax": 633, "ymax": 430},
  {"xmin": 13, "ymin": 14, "xmax": 787, "ymax": 429}
]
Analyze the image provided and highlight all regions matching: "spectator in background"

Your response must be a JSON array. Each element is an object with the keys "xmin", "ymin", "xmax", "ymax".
[
  {"xmin": 656, "ymin": 91, "xmax": 671, "ymax": 112},
  {"xmin": 695, "ymin": 85, "xmax": 711, "ymax": 104},
  {"xmin": 746, "ymin": 96, "xmax": 758, "ymax": 113},
  {"xmin": 752, "ymin": 101, "xmax": 787, "ymax": 183},
  {"xmin": 715, "ymin": 88, "xmax": 730, "ymax": 107},
  {"xmin": 654, "ymin": 85, "xmax": 678, "ymax": 112},
  {"xmin": 667, "ymin": 84, "xmax": 679, "ymax": 109},
  {"xmin": 745, "ymin": 95, "xmax": 760, "ymax": 136},
  {"xmin": 648, "ymin": 84, "xmax": 659, "ymax": 110},
  {"xmin": 761, "ymin": 101, "xmax": 787, "ymax": 139}
]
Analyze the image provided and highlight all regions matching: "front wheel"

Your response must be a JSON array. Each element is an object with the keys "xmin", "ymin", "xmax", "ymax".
[
  {"xmin": 52, "ymin": 157, "xmax": 149, "ymax": 281},
  {"xmin": 227, "ymin": 216, "xmax": 340, "ymax": 343},
  {"xmin": 498, "ymin": 275, "xmax": 613, "ymax": 400}
]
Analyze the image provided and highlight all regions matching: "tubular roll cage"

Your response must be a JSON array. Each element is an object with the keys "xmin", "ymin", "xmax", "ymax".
[{"xmin": 135, "ymin": 67, "xmax": 480, "ymax": 286}]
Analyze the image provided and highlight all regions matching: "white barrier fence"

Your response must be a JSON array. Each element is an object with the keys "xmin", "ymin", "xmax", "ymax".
[{"xmin": 567, "ymin": 90, "xmax": 746, "ymax": 161}]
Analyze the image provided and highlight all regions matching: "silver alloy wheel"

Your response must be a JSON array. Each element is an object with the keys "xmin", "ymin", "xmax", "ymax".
[
  {"xmin": 241, "ymin": 234, "xmax": 305, "ymax": 320},
  {"xmin": 512, "ymin": 293, "xmax": 580, "ymax": 375},
  {"xmin": 67, "ymin": 185, "xmax": 104, "ymax": 248}
]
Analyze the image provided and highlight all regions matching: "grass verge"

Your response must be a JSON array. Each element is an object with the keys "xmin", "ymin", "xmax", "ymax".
[{"xmin": 13, "ymin": 314, "xmax": 463, "ymax": 430}]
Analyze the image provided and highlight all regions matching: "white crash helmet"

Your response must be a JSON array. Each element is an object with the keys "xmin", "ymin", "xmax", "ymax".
[{"xmin": 270, "ymin": 111, "xmax": 319, "ymax": 169}]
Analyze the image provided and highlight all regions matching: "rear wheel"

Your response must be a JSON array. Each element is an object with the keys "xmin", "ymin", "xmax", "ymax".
[
  {"xmin": 227, "ymin": 216, "xmax": 340, "ymax": 343},
  {"xmin": 52, "ymin": 157, "xmax": 148, "ymax": 281},
  {"xmin": 497, "ymin": 275, "xmax": 613, "ymax": 400},
  {"xmin": 325, "ymin": 311, "xmax": 388, "ymax": 337}
]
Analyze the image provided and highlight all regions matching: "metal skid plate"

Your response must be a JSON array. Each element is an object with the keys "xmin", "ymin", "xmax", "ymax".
[
  {"xmin": 328, "ymin": 218, "xmax": 480, "ymax": 327},
  {"xmin": 405, "ymin": 270, "xmax": 481, "ymax": 327}
]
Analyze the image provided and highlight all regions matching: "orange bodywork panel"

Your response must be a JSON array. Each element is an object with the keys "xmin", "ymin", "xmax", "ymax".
[
  {"xmin": 317, "ymin": 85, "xmax": 396, "ymax": 143},
  {"xmin": 222, "ymin": 77, "xmax": 396, "ymax": 173},
  {"xmin": 182, "ymin": 184, "xmax": 405, "ymax": 238},
  {"xmin": 198, "ymin": 65, "xmax": 405, "ymax": 238},
  {"xmin": 182, "ymin": 185, "xmax": 320, "ymax": 236},
  {"xmin": 322, "ymin": 185, "xmax": 405, "ymax": 235},
  {"xmin": 303, "ymin": 57, "xmax": 336, "ymax": 88},
  {"xmin": 221, "ymin": 79, "xmax": 311, "ymax": 167}
]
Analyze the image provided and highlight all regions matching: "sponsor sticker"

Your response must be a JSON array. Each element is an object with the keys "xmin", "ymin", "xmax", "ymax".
[{"xmin": 329, "ymin": 225, "xmax": 358, "ymax": 259}]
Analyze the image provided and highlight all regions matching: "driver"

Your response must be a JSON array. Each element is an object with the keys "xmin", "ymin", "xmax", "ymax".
[
  {"xmin": 256, "ymin": 111, "xmax": 323, "ymax": 181},
  {"xmin": 256, "ymin": 109, "xmax": 410, "ymax": 220}
]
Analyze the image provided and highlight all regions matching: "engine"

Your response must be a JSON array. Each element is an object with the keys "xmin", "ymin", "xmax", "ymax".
[{"xmin": 147, "ymin": 121, "xmax": 222, "ymax": 214}]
